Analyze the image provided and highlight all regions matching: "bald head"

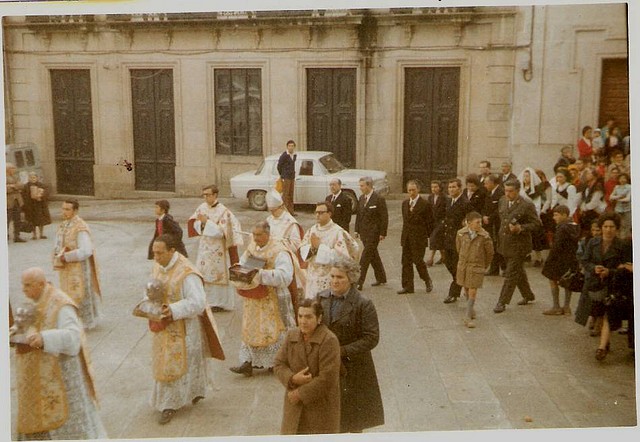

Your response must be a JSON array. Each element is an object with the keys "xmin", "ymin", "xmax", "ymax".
[{"xmin": 21, "ymin": 267, "xmax": 46, "ymax": 300}]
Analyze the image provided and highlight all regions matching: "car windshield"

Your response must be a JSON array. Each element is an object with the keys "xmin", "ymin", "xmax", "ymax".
[
  {"xmin": 319, "ymin": 154, "xmax": 345, "ymax": 174},
  {"xmin": 255, "ymin": 161, "xmax": 265, "ymax": 175}
]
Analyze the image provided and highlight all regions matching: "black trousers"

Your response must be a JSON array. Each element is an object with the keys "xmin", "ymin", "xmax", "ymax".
[
  {"xmin": 358, "ymin": 236, "xmax": 387, "ymax": 285},
  {"xmin": 401, "ymin": 243, "xmax": 431, "ymax": 290},
  {"xmin": 497, "ymin": 255, "xmax": 535, "ymax": 305},
  {"xmin": 443, "ymin": 247, "xmax": 462, "ymax": 299}
]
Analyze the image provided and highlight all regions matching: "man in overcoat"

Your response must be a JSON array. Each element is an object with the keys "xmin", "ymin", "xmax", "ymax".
[
  {"xmin": 493, "ymin": 180, "xmax": 541, "ymax": 313},
  {"xmin": 482, "ymin": 174, "xmax": 505, "ymax": 275},
  {"xmin": 442, "ymin": 178, "xmax": 470, "ymax": 303},
  {"xmin": 354, "ymin": 176, "xmax": 388, "ymax": 290},
  {"xmin": 398, "ymin": 180, "xmax": 434, "ymax": 294},
  {"xmin": 325, "ymin": 178, "xmax": 353, "ymax": 232}
]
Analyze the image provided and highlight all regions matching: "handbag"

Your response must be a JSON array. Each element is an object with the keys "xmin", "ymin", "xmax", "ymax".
[{"xmin": 558, "ymin": 268, "xmax": 585, "ymax": 292}]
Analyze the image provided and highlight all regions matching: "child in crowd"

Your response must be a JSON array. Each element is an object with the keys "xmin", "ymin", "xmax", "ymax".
[
  {"xmin": 609, "ymin": 173, "xmax": 631, "ymax": 239},
  {"xmin": 456, "ymin": 211, "xmax": 494, "ymax": 328}
]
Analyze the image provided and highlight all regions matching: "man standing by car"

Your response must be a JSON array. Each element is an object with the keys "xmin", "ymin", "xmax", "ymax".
[
  {"xmin": 277, "ymin": 140, "xmax": 297, "ymax": 215},
  {"xmin": 325, "ymin": 178, "xmax": 353, "ymax": 232},
  {"xmin": 355, "ymin": 176, "xmax": 388, "ymax": 290}
]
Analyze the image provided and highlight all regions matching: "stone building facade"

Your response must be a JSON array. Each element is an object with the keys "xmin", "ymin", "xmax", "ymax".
[{"xmin": 2, "ymin": 5, "xmax": 628, "ymax": 198}]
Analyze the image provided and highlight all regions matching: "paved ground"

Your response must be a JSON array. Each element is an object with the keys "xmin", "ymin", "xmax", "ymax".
[{"xmin": 5, "ymin": 195, "xmax": 637, "ymax": 440}]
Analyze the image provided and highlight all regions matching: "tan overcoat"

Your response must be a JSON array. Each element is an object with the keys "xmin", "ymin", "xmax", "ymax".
[
  {"xmin": 456, "ymin": 227, "xmax": 494, "ymax": 289},
  {"xmin": 274, "ymin": 324, "xmax": 341, "ymax": 435}
]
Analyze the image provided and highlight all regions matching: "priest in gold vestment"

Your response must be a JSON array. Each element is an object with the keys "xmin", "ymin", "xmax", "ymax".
[{"xmin": 12, "ymin": 267, "xmax": 107, "ymax": 440}]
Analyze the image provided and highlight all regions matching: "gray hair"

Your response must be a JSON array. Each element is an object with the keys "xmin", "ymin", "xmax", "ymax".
[
  {"xmin": 359, "ymin": 176, "xmax": 373, "ymax": 187},
  {"xmin": 253, "ymin": 220, "xmax": 271, "ymax": 234},
  {"xmin": 331, "ymin": 256, "xmax": 361, "ymax": 284},
  {"xmin": 330, "ymin": 178, "xmax": 342, "ymax": 185}
]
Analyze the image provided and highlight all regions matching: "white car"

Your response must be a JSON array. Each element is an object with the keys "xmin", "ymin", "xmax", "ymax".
[{"xmin": 230, "ymin": 151, "xmax": 390, "ymax": 211}]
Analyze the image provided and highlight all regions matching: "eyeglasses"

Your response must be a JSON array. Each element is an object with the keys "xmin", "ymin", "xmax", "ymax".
[{"xmin": 314, "ymin": 210, "xmax": 328, "ymax": 214}]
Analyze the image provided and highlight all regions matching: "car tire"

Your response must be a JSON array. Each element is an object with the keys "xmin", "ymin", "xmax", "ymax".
[
  {"xmin": 248, "ymin": 190, "xmax": 268, "ymax": 211},
  {"xmin": 343, "ymin": 190, "xmax": 358, "ymax": 212}
]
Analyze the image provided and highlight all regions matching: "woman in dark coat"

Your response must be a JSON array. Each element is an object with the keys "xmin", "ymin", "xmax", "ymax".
[
  {"xmin": 580, "ymin": 212, "xmax": 631, "ymax": 361},
  {"xmin": 541, "ymin": 205, "xmax": 580, "ymax": 315},
  {"xmin": 427, "ymin": 180, "xmax": 448, "ymax": 266},
  {"xmin": 21, "ymin": 171, "xmax": 51, "ymax": 239},
  {"xmin": 147, "ymin": 200, "xmax": 188, "ymax": 259},
  {"xmin": 318, "ymin": 256, "xmax": 384, "ymax": 433},
  {"xmin": 274, "ymin": 298, "xmax": 341, "ymax": 435}
]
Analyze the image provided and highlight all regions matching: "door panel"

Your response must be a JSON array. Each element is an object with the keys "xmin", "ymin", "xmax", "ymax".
[
  {"xmin": 403, "ymin": 67, "xmax": 460, "ymax": 187},
  {"xmin": 131, "ymin": 69, "xmax": 176, "ymax": 191},
  {"xmin": 307, "ymin": 68, "xmax": 356, "ymax": 167},
  {"xmin": 50, "ymin": 69, "xmax": 95, "ymax": 195}
]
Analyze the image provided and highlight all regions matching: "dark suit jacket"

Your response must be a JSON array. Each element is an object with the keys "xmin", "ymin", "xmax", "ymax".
[
  {"xmin": 326, "ymin": 191, "xmax": 352, "ymax": 232},
  {"xmin": 482, "ymin": 185, "xmax": 504, "ymax": 239},
  {"xmin": 400, "ymin": 196, "xmax": 433, "ymax": 248},
  {"xmin": 355, "ymin": 191, "xmax": 388, "ymax": 241},
  {"xmin": 427, "ymin": 193, "xmax": 447, "ymax": 224},
  {"xmin": 462, "ymin": 187, "xmax": 487, "ymax": 214},
  {"xmin": 277, "ymin": 151, "xmax": 297, "ymax": 180},
  {"xmin": 497, "ymin": 196, "xmax": 541, "ymax": 257},
  {"xmin": 501, "ymin": 172, "xmax": 518, "ymax": 185},
  {"xmin": 147, "ymin": 214, "xmax": 188, "ymax": 259},
  {"xmin": 580, "ymin": 237, "xmax": 630, "ymax": 293},
  {"xmin": 443, "ymin": 195, "xmax": 469, "ymax": 250}
]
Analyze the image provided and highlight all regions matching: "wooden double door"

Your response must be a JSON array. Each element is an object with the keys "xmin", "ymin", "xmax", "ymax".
[{"xmin": 403, "ymin": 67, "xmax": 460, "ymax": 188}]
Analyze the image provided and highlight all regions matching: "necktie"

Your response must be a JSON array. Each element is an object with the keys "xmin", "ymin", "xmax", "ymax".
[
  {"xmin": 508, "ymin": 201, "xmax": 513, "ymax": 209},
  {"xmin": 332, "ymin": 194, "xmax": 337, "ymax": 203}
]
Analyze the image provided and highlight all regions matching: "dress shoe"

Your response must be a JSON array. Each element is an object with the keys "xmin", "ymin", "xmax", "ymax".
[
  {"xmin": 517, "ymin": 295, "xmax": 535, "ymax": 306},
  {"xmin": 14, "ymin": 237, "xmax": 26, "ymax": 243},
  {"xmin": 371, "ymin": 281, "xmax": 386, "ymax": 287},
  {"xmin": 493, "ymin": 303, "xmax": 506, "ymax": 313},
  {"xmin": 543, "ymin": 307, "xmax": 564, "ymax": 316},
  {"xmin": 397, "ymin": 288, "xmax": 414, "ymax": 294},
  {"xmin": 443, "ymin": 296, "xmax": 457, "ymax": 304},
  {"xmin": 595, "ymin": 343, "xmax": 610, "ymax": 361},
  {"xmin": 159, "ymin": 409, "xmax": 176, "ymax": 424},
  {"xmin": 425, "ymin": 278, "xmax": 433, "ymax": 293},
  {"xmin": 229, "ymin": 361, "xmax": 253, "ymax": 377},
  {"xmin": 192, "ymin": 395, "xmax": 205, "ymax": 405}
]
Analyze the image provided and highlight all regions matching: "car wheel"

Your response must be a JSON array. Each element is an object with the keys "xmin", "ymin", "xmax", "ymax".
[
  {"xmin": 344, "ymin": 190, "xmax": 358, "ymax": 212},
  {"xmin": 248, "ymin": 190, "xmax": 268, "ymax": 211}
]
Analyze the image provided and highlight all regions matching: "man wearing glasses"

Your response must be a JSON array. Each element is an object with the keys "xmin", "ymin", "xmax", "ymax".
[
  {"xmin": 299, "ymin": 201, "xmax": 359, "ymax": 299},
  {"xmin": 188, "ymin": 184, "xmax": 244, "ymax": 312}
]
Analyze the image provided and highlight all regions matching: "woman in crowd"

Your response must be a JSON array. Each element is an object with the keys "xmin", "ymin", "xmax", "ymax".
[
  {"xmin": 578, "ymin": 167, "xmax": 606, "ymax": 233},
  {"xmin": 551, "ymin": 168, "xmax": 580, "ymax": 218},
  {"xmin": 274, "ymin": 298, "xmax": 341, "ymax": 435},
  {"xmin": 21, "ymin": 171, "xmax": 51, "ymax": 240},
  {"xmin": 426, "ymin": 180, "xmax": 447, "ymax": 267},
  {"xmin": 575, "ymin": 220, "xmax": 603, "ymax": 332},
  {"xmin": 604, "ymin": 166, "xmax": 620, "ymax": 211},
  {"xmin": 318, "ymin": 256, "xmax": 384, "ymax": 433},
  {"xmin": 580, "ymin": 213, "xmax": 631, "ymax": 361},
  {"xmin": 608, "ymin": 172, "xmax": 631, "ymax": 239}
]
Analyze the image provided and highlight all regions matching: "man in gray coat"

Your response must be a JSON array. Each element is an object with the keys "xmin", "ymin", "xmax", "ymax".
[{"xmin": 493, "ymin": 180, "xmax": 541, "ymax": 313}]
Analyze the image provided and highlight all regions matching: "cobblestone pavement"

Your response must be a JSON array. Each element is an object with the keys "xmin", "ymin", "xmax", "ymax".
[{"xmin": 5, "ymin": 196, "xmax": 637, "ymax": 439}]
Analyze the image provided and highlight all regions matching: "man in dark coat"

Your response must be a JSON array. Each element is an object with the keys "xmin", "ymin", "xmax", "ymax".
[
  {"xmin": 500, "ymin": 161, "xmax": 518, "ymax": 186},
  {"xmin": 442, "ymin": 178, "xmax": 470, "ymax": 303},
  {"xmin": 541, "ymin": 204, "xmax": 580, "ymax": 315},
  {"xmin": 277, "ymin": 140, "xmax": 297, "ymax": 215},
  {"xmin": 482, "ymin": 174, "xmax": 505, "ymax": 275},
  {"xmin": 318, "ymin": 257, "xmax": 384, "ymax": 433},
  {"xmin": 462, "ymin": 173, "xmax": 487, "ymax": 214},
  {"xmin": 354, "ymin": 176, "xmax": 388, "ymax": 290},
  {"xmin": 493, "ymin": 180, "xmax": 541, "ymax": 313},
  {"xmin": 398, "ymin": 180, "xmax": 434, "ymax": 294},
  {"xmin": 325, "ymin": 178, "xmax": 353, "ymax": 232},
  {"xmin": 147, "ymin": 200, "xmax": 188, "ymax": 260}
]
